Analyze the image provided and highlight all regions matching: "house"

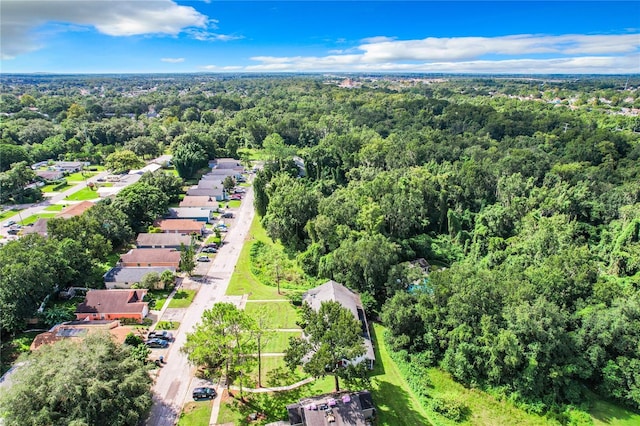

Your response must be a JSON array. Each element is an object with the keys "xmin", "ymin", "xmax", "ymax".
[
  {"xmin": 103, "ymin": 266, "xmax": 176, "ymax": 289},
  {"xmin": 186, "ymin": 185, "xmax": 225, "ymax": 201},
  {"xmin": 52, "ymin": 161, "xmax": 88, "ymax": 172},
  {"xmin": 155, "ymin": 219, "xmax": 205, "ymax": 235},
  {"xmin": 210, "ymin": 158, "xmax": 243, "ymax": 170},
  {"xmin": 30, "ymin": 320, "xmax": 132, "ymax": 351},
  {"xmin": 279, "ymin": 390, "xmax": 375, "ymax": 426},
  {"xmin": 179, "ymin": 195, "xmax": 218, "ymax": 209},
  {"xmin": 118, "ymin": 248, "xmax": 181, "ymax": 269},
  {"xmin": 302, "ymin": 281, "xmax": 375, "ymax": 369},
  {"xmin": 128, "ymin": 163, "xmax": 162, "ymax": 175},
  {"xmin": 136, "ymin": 233, "xmax": 193, "ymax": 249},
  {"xmin": 410, "ymin": 258, "xmax": 431, "ymax": 274},
  {"xmin": 21, "ymin": 218, "xmax": 49, "ymax": 237},
  {"xmin": 75, "ymin": 289, "xmax": 149, "ymax": 322},
  {"xmin": 35, "ymin": 170, "xmax": 64, "ymax": 181},
  {"xmin": 203, "ymin": 168, "xmax": 243, "ymax": 181},
  {"xmin": 55, "ymin": 201, "xmax": 94, "ymax": 219},
  {"xmin": 166, "ymin": 207, "xmax": 214, "ymax": 222}
]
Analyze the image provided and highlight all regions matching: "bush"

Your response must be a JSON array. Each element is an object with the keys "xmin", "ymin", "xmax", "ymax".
[
  {"xmin": 124, "ymin": 332, "xmax": 144, "ymax": 346},
  {"xmin": 430, "ymin": 396, "xmax": 469, "ymax": 422}
]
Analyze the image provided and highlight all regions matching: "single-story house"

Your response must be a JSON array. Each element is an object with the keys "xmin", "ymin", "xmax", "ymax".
[
  {"xmin": 136, "ymin": 233, "xmax": 193, "ymax": 249},
  {"xmin": 35, "ymin": 170, "xmax": 64, "ymax": 181},
  {"xmin": 410, "ymin": 257, "xmax": 431, "ymax": 274},
  {"xmin": 155, "ymin": 219, "xmax": 205, "ymax": 235},
  {"xmin": 202, "ymin": 169, "xmax": 243, "ymax": 180},
  {"xmin": 21, "ymin": 218, "xmax": 49, "ymax": 237},
  {"xmin": 283, "ymin": 390, "xmax": 375, "ymax": 426},
  {"xmin": 30, "ymin": 320, "xmax": 132, "ymax": 351},
  {"xmin": 103, "ymin": 266, "xmax": 176, "ymax": 289},
  {"xmin": 186, "ymin": 186, "xmax": 225, "ymax": 201},
  {"xmin": 56, "ymin": 201, "xmax": 94, "ymax": 219},
  {"xmin": 166, "ymin": 207, "xmax": 214, "ymax": 222},
  {"xmin": 52, "ymin": 161, "xmax": 88, "ymax": 172},
  {"xmin": 302, "ymin": 281, "xmax": 375, "ymax": 369},
  {"xmin": 179, "ymin": 195, "xmax": 218, "ymax": 209},
  {"xmin": 75, "ymin": 289, "xmax": 149, "ymax": 322},
  {"xmin": 118, "ymin": 248, "xmax": 181, "ymax": 269},
  {"xmin": 129, "ymin": 163, "xmax": 162, "ymax": 175},
  {"xmin": 209, "ymin": 158, "xmax": 243, "ymax": 170}
]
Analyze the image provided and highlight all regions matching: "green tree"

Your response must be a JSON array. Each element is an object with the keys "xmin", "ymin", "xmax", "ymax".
[
  {"xmin": 179, "ymin": 243, "xmax": 196, "ymax": 275},
  {"xmin": 112, "ymin": 182, "xmax": 169, "ymax": 231},
  {"xmin": 284, "ymin": 301, "xmax": 365, "ymax": 392},
  {"xmin": 139, "ymin": 170, "xmax": 184, "ymax": 203},
  {"xmin": 139, "ymin": 272, "xmax": 161, "ymax": 290},
  {"xmin": 160, "ymin": 270, "xmax": 176, "ymax": 289},
  {"xmin": 172, "ymin": 141, "xmax": 208, "ymax": 178},
  {"xmin": 223, "ymin": 175, "xmax": 236, "ymax": 194},
  {"xmin": 0, "ymin": 333, "xmax": 152, "ymax": 426},
  {"xmin": 182, "ymin": 303, "xmax": 256, "ymax": 389},
  {"xmin": 123, "ymin": 136, "xmax": 162, "ymax": 159},
  {"xmin": 104, "ymin": 149, "xmax": 144, "ymax": 173},
  {"xmin": 0, "ymin": 144, "xmax": 31, "ymax": 172}
]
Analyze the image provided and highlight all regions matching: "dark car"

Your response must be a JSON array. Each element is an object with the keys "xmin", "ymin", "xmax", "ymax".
[
  {"xmin": 202, "ymin": 247, "xmax": 217, "ymax": 253},
  {"xmin": 148, "ymin": 330, "xmax": 173, "ymax": 341},
  {"xmin": 221, "ymin": 212, "xmax": 233, "ymax": 219},
  {"xmin": 204, "ymin": 243, "xmax": 218, "ymax": 249},
  {"xmin": 145, "ymin": 338, "xmax": 169, "ymax": 348},
  {"xmin": 193, "ymin": 387, "xmax": 217, "ymax": 400}
]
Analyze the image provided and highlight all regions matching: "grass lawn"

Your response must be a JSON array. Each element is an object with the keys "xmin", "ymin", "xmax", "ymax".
[
  {"xmin": 18, "ymin": 212, "xmax": 56, "ymax": 225},
  {"xmin": 590, "ymin": 397, "xmax": 640, "ymax": 426},
  {"xmin": 244, "ymin": 302, "xmax": 300, "ymax": 330},
  {"xmin": 149, "ymin": 289, "xmax": 173, "ymax": 311},
  {"xmin": 65, "ymin": 171, "xmax": 98, "ymax": 182},
  {"xmin": 64, "ymin": 187, "xmax": 100, "ymax": 201},
  {"xmin": 0, "ymin": 209, "xmax": 20, "ymax": 221},
  {"xmin": 156, "ymin": 320, "xmax": 180, "ymax": 330},
  {"xmin": 262, "ymin": 330, "xmax": 301, "ymax": 353},
  {"xmin": 41, "ymin": 183, "xmax": 73, "ymax": 193},
  {"xmin": 168, "ymin": 289, "xmax": 198, "ymax": 308},
  {"xmin": 370, "ymin": 323, "xmax": 433, "ymax": 426},
  {"xmin": 43, "ymin": 204, "xmax": 65, "ymax": 211},
  {"xmin": 226, "ymin": 200, "xmax": 241, "ymax": 208},
  {"xmin": 177, "ymin": 400, "xmax": 212, "ymax": 426},
  {"xmin": 247, "ymin": 356, "xmax": 288, "ymax": 387}
]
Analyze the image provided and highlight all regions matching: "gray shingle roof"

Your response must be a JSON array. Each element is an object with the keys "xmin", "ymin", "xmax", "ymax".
[
  {"xmin": 103, "ymin": 266, "xmax": 176, "ymax": 283},
  {"xmin": 136, "ymin": 233, "xmax": 193, "ymax": 247}
]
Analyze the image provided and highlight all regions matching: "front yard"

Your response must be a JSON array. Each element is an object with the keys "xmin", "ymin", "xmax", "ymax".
[{"xmin": 168, "ymin": 289, "xmax": 197, "ymax": 308}]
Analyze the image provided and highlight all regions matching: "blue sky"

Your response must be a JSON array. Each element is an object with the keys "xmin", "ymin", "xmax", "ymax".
[{"xmin": 1, "ymin": 1, "xmax": 639, "ymax": 74}]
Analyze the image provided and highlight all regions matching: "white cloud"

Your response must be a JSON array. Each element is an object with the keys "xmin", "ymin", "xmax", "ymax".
[
  {"xmin": 161, "ymin": 58, "xmax": 185, "ymax": 63},
  {"xmin": 1, "ymin": 0, "xmax": 210, "ymax": 59},
  {"xmin": 230, "ymin": 33, "xmax": 640, "ymax": 74}
]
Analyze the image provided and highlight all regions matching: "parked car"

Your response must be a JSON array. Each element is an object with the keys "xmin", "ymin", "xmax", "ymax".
[
  {"xmin": 193, "ymin": 387, "xmax": 217, "ymax": 400},
  {"xmin": 3, "ymin": 220, "xmax": 16, "ymax": 227},
  {"xmin": 7, "ymin": 229, "xmax": 19, "ymax": 235},
  {"xmin": 204, "ymin": 243, "xmax": 218, "ymax": 249},
  {"xmin": 230, "ymin": 194, "xmax": 242, "ymax": 200},
  {"xmin": 197, "ymin": 256, "xmax": 211, "ymax": 262},
  {"xmin": 202, "ymin": 247, "xmax": 217, "ymax": 253},
  {"xmin": 145, "ymin": 338, "xmax": 169, "ymax": 348},
  {"xmin": 148, "ymin": 330, "xmax": 173, "ymax": 342},
  {"xmin": 234, "ymin": 188, "xmax": 246, "ymax": 193},
  {"xmin": 221, "ymin": 212, "xmax": 233, "ymax": 218}
]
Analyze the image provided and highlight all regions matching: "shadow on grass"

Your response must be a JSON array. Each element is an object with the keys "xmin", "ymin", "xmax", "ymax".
[
  {"xmin": 172, "ymin": 290, "xmax": 191, "ymax": 300},
  {"xmin": 372, "ymin": 379, "xmax": 431, "ymax": 426},
  {"xmin": 369, "ymin": 322, "xmax": 386, "ymax": 377},
  {"xmin": 589, "ymin": 396, "xmax": 640, "ymax": 424}
]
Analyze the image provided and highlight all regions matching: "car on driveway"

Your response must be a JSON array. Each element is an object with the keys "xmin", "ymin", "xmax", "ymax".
[
  {"xmin": 221, "ymin": 212, "xmax": 233, "ymax": 218},
  {"xmin": 193, "ymin": 387, "xmax": 217, "ymax": 400},
  {"xmin": 197, "ymin": 256, "xmax": 211, "ymax": 262},
  {"xmin": 148, "ymin": 330, "xmax": 173, "ymax": 342},
  {"xmin": 202, "ymin": 247, "xmax": 217, "ymax": 253},
  {"xmin": 230, "ymin": 194, "xmax": 242, "ymax": 200},
  {"xmin": 145, "ymin": 338, "xmax": 169, "ymax": 348},
  {"xmin": 3, "ymin": 220, "xmax": 16, "ymax": 227}
]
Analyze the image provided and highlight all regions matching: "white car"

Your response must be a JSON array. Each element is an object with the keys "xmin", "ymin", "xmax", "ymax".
[{"xmin": 3, "ymin": 220, "xmax": 16, "ymax": 227}]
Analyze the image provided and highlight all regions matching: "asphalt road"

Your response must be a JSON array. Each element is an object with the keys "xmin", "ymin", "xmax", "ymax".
[{"xmin": 146, "ymin": 183, "xmax": 255, "ymax": 426}]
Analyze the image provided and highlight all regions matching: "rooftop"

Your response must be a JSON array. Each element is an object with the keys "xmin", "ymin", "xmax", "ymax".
[
  {"xmin": 179, "ymin": 196, "xmax": 218, "ymax": 208},
  {"xmin": 56, "ymin": 201, "xmax": 95, "ymax": 219},
  {"xmin": 287, "ymin": 390, "xmax": 375, "ymax": 426},
  {"xmin": 156, "ymin": 219, "xmax": 204, "ymax": 232},
  {"xmin": 119, "ymin": 248, "xmax": 180, "ymax": 264},
  {"xmin": 136, "ymin": 233, "xmax": 193, "ymax": 247},
  {"xmin": 104, "ymin": 266, "xmax": 176, "ymax": 283},
  {"xmin": 75, "ymin": 289, "xmax": 148, "ymax": 315}
]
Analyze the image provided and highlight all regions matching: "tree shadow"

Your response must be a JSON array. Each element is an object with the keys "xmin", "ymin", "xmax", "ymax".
[
  {"xmin": 368, "ymin": 323, "xmax": 386, "ymax": 377},
  {"xmin": 371, "ymin": 380, "xmax": 432, "ymax": 426},
  {"xmin": 145, "ymin": 392, "xmax": 181, "ymax": 426}
]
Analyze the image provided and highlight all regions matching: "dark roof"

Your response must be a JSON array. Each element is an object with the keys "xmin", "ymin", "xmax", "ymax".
[
  {"xmin": 76, "ymin": 289, "xmax": 148, "ymax": 315},
  {"xmin": 104, "ymin": 266, "xmax": 176, "ymax": 283},
  {"xmin": 186, "ymin": 187, "xmax": 223, "ymax": 197},
  {"xmin": 286, "ymin": 404, "xmax": 304, "ymax": 425},
  {"xmin": 291, "ymin": 390, "xmax": 374, "ymax": 426},
  {"xmin": 358, "ymin": 391, "xmax": 374, "ymax": 410},
  {"xmin": 136, "ymin": 233, "xmax": 193, "ymax": 247}
]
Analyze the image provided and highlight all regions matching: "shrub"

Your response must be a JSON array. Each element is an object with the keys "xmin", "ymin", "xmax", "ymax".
[{"xmin": 430, "ymin": 396, "xmax": 469, "ymax": 422}]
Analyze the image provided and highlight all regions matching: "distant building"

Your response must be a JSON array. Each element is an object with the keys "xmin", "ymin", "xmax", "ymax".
[
  {"xmin": 56, "ymin": 201, "xmax": 95, "ymax": 219},
  {"xmin": 118, "ymin": 248, "xmax": 181, "ymax": 269},
  {"xmin": 30, "ymin": 320, "xmax": 131, "ymax": 351},
  {"xmin": 179, "ymin": 195, "xmax": 218, "ymax": 209},
  {"xmin": 35, "ymin": 170, "xmax": 64, "ymax": 181},
  {"xmin": 166, "ymin": 207, "xmax": 214, "ymax": 222},
  {"xmin": 136, "ymin": 233, "xmax": 193, "ymax": 249},
  {"xmin": 103, "ymin": 266, "xmax": 176, "ymax": 289},
  {"xmin": 52, "ymin": 161, "xmax": 88, "ymax": 172},
  {"xmin": 155, "ymin": 219, "xmax": 205, "ymax": 235}
]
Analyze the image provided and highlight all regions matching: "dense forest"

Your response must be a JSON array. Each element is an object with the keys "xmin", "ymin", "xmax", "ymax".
[{"xmin": 1, "ymin": 74, "xmax": 639, "ymax": 415}]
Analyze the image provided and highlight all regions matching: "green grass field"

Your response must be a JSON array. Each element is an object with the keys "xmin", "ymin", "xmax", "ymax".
[
  {"xmin": 244, "ymin": 302, "xmax": 300, "ymax": 330},
  {"xmin": 370, "ymin": 323, "xmax": 433, "ymax": 426},
  {"xmin": 590, "ymin": 397, "xmax": 640, "ymax": 426},
  {"xmin": 18, "ymin": 213, "xmax": 56, "ymax": 225},
  {"xmin": 261, "ymin": 330, "xmax": 301, "ymax": 353},
  {"xmin": 41, "ymin": 183, "xmax": 73, "ymax": 193},
  {"xmin": 0, "ymin": 209, "xmax": 20, "ymax": 221},
  {"xmin": 64, "ymin": 187, "xmax": 101, "ymax": 201},
  {"xmin": 177, "ymin": 401, "xmax": 212, "ymax": 426},
  {"xmin": 43, "ymin": 204, "xmax": 65, "ymax": 211},
  {"xmin": 168, "ymin": 289, "xmax": 198, "ymax": 308},
  {"xmin": 65, "ymin": 171, "xmax": 98, "ymax": 182},
  {"xmin": 149, "ymin": 289, "xmax": 173, "ymax": 311}
]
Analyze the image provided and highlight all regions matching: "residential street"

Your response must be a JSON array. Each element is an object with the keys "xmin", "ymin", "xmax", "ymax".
[{"xmin": 146, "ymin": 184, "xmax": 255, "ymax": 426}]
